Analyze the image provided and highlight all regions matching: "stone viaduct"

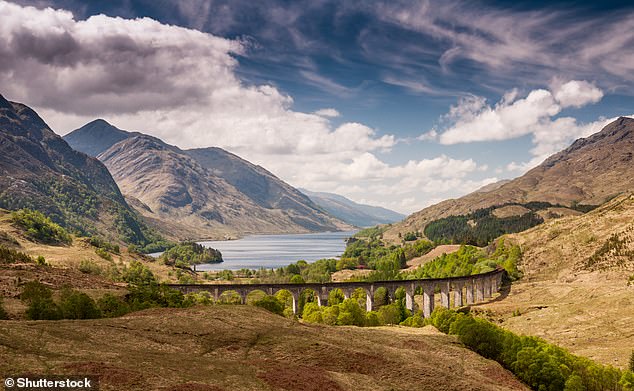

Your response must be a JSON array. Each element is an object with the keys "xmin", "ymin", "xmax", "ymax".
[{"xmin": 168, "ymin": 268, "xmax": 505, "ymax": 318}]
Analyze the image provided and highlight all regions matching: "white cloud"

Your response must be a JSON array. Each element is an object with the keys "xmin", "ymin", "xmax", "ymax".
[
  {"xmin": 0, "ymin": 1, "xmax": 488, "ymax": 215},
  {"xmin": 552, "ymin": 80, "xmax": 603, "ymax": 108},
  {"xmin": 428, "ymin": 80, "xmax": 618, "ymax": 174},
  {"xmin": 417, "ymin": 129, "xmax": 437, "ymax": 141},
  {"xmin": 374, "ymin": 2, "xmax": 634, "ymax": 88},
  {"xmin": 314, "ymin": 108, "xmax": 340, "ymax": 117}
]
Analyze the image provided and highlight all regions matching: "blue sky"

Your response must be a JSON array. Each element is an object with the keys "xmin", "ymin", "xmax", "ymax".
[{"xmin": 2, "ymin": 0, "xmax": 634, "ymax": 213}]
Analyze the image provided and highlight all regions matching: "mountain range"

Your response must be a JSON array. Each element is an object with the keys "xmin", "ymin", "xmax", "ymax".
[
  {"xmin": 0, "ymin": 95, "xmax": 153, "ymax": 245},
  {"xmin": 65, "ymin": 120, "xmax": 351, "ymax": 239},
  {"xmin": 300, "ymin": 189, "xmax": 405, "ymax": 227},
  {"xmin": 385, "ymin": 116, "xmax": 634, "ymax": 241}
]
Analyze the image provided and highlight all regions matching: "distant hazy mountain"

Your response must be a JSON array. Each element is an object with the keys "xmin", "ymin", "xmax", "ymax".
[
  {"xmin": 300, "ymin": 189, "xmax": 405, "ymax": 227},
  {"xmin": 385, "ymin": 117, "xmax": 634, "ymax": 241},
  {"xmin": 0, "ymin": 95, "xmax": 152, "ymax": 244},
  {"xmin": 65, "ymin": 120, "xmax": 349, "ymax": 239}
]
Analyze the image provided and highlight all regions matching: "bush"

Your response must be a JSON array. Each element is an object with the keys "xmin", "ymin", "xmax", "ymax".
[
  {"xmin": 58, "ymin": 287, "xmax": 102, "ymax": 319},
  {"xmin": 121, "ymin": 261, "xmax": 157, "ymax": 286},
  {"xmin": 0, "ymin": 245, "xmax": 33, "ymax": 264},
  {"xmin": 95, "ymin": 247, "xmax": 113, "ymax": 261},
  {"xmin": 21, "ymin": 281, "xmax": 62, "ymax": 320},
  {"xmin": 78, "ymin": 259, "xmax": 103, "ymax": 275},
  {"xmin": 253, "ymin": 295, "xmax": 285, "ymax": 316},
  {"xmin": 400, "ymin": 313, "xmax": 425, "ymax": 327},
  {"xmin": 97, "ymin": 294, "xmax": 131, "ymax": 318},
  {"xmin": 26, "ymin": 297, "xmax": 62, "ymax": 320},
  {"xmin": 36, "ymin": 255, "xmax": 47, "ymax": 266},
  {"xmin": 89, "ymin": 237, "xmax": 120, "ymax": 254},
  {"xmin": 11, "ymin": 209, "xmax": 72, "ymax": 245}
]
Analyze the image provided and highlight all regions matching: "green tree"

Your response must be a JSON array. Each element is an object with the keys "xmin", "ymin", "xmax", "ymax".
[
  {"xmin": 21, "ymin": 281, "xmax": 62, "ymax": 320},
  {"xmin": 336, "ymin": 298, "xmax": 365, "ymax": 326},
  {"xmin": 253, "ymin": 295, "xmax": 284, "ymax": 316},
  {"xmin": 328, "ymin": 288, "xmax": 345, "ymax": 306},
  {"xmin": 302, "ymin": 302, "xmax": 323, "ymax": 323},
  {"xmin": 377, "ymin": 303, "xmax": 402, "ymax": 325},
  {"xmin": 322, "ymin": 306, "xmax": 339, "ymax": 325},
  {"xmin": 290, "ymin": 274, "xmax": 305, "ymax": 284},
  {"xmin": 58, "ymin": 287, "xmax": 102, "ymax": 319},
  {"xmin": 97, "ymin": 294, "xmax": 130, "ymax": 318}
]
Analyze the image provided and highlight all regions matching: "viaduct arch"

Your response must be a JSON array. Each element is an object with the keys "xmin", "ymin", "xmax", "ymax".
[{"xmin": 168, "ymin": 268, "xmax": 505, "ymax": 318}]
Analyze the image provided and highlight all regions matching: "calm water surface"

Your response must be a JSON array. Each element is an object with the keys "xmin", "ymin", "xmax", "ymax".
[{"xmin": 196, "ymin": 230, "xmax": 357, "ymax": 271}]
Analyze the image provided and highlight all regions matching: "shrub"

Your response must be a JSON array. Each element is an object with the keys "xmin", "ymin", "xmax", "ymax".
[
  {"xmin": 89, "ymin": 237, "xmax": 120, "ymax": 254},
  {"xmin": 400, "ymin": 313, "xmax": 425, "ymax": 327},
  {"xmin": 336, "ymin": 298, "xmax": 365, "ymax": 326},
  {"xmin": 365, "ymin": 311, "xmax": 380, "ymax": 326},
  {"xmin": 185, "ymin": 292, "xmax": 213, "ymax": 306},
  {"xmin": 97, "ymin": 294, "xmax": 131, "ymax": 318},
  {"xmin": 253, "ymin": 295, "xmax": 284, "ymax": 316},
  {"xmin": 20, "ymin": 281, "xmax": 62, "ymax": 320},
  {"xmin": 36, "ymin": 255, "xmax": 47, "ymax": 266},
  {"xmin": 58, "ymin": 287, "xmax": 102, "ymax": 319},
  {"xmin": 377, "ymin": 303, "xmax": 403, "ymax": 325},
  {"xmin": 78, "ymin": 259, "xmax": 103, "ymax": 275},
  {"xmin": 121, "ymin": 261, "xmax": 157, "ymax": 286},
  {"xmin": 95, "ymin": 247, "xmax": 113, "ymax": 261},
  {"xmin": 26, "ymin": 297, "xmax": 62, "ymax": 320},
  {"xmin": 11, "ymin": 209, "xmax": 72, "ymax": 245},
  {"xmin": 0, "ymin": 245, "xmax": 33, "ymax": 264}
]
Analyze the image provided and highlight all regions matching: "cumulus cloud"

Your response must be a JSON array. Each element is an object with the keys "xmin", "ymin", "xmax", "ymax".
[
  {"xmin": 427, "ymin": 80, "xmax": 621, "ymax": 174},
  {"xmin": 0, "ymin": 1, "xmax": 486, "ymax": 214},
  {"xmin": 551, "ymin": 80, "xmax": 603, "ymax": 108}
]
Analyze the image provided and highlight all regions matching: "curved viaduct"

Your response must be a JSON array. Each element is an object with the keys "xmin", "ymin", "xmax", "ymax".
[{"xmin": 168, "ymin": 268, "xmax": 505, "ymax": 318}]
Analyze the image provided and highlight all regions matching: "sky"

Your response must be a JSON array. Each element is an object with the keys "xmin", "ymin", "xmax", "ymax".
[{"xmin": 1, "ymin": 0, "xmax": 634, "ymax": 214}]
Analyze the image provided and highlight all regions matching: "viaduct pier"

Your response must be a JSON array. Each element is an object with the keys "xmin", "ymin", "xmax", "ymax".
[{"xmin": 168, "ymin": 268, "xmax": 505, "ymax": 317}]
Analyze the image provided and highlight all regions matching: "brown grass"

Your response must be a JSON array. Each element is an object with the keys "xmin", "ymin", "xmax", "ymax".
[{"xmin": 0, "ymin": 306, "xmax": 529, "ymax": 391}]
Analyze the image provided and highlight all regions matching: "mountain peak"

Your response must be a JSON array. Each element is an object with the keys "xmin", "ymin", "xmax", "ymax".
[{"xmin": 64, "ymin": 119, "xmax": 131, "ymax": 157}]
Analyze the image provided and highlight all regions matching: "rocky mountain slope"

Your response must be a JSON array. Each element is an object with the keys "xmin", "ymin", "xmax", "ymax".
[
  {"xmin": 0, "ymin": 95, "xmax": 152, "ymax": 244},
  {"xmin": 385, "ymin": 117, "xmax": 634, "ymax": 241},
  {"xmin": 300, "ymin": 189, "xmax": 405, "ymax": 227},
  {"xmin": 66, "ymin": 120, "xmax": 348, "ymax": 239}
]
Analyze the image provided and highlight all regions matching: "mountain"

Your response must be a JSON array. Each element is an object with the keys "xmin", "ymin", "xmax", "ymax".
[
  {"xmin": 300, "ymin": 189, "xmax": 405, "ymax": 227},
  {"xmin": 0, "ymin": 95, "xmax": 152, "ymax": 244},
  {"xmin": 65, "ymin": 121, "xmax": 349, "ymax": 239},
  {"xmin": 63, "ymin": 119, "xmax": 141, "ymax": 157},
  {"xmin": 384, "ymin": 117, "xmax": 634, "ymax": 241}
]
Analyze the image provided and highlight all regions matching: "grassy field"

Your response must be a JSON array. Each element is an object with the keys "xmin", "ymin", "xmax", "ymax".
[{"xmin": 0, "ymin": 305, "xmax": 528, "ymax": 391}]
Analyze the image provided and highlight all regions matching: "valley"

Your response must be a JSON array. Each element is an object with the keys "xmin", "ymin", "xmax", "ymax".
[{"xmin": 2, "ymin": 2, "xmax": 634, "ymax": 388}]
